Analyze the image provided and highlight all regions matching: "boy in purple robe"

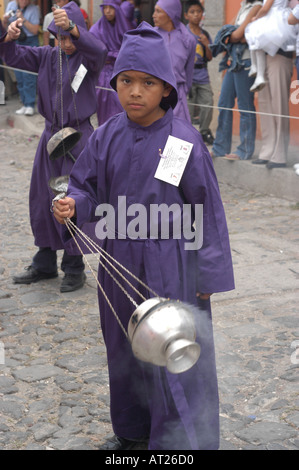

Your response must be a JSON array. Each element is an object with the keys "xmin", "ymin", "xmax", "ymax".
[
  {"xmin": 153, "ymin": 0, "xmax": 196, "ymax": 123},
  {"xmin": 53, "ymin": 22, "xmax": 234, "ymax": 450},
  {"xmin": 0, "ymin": 2, "xmax": 107, "ymax": 292},
  {"xmin": 89, "ymin": 0, "xmax": 134, "ymax": 126}
]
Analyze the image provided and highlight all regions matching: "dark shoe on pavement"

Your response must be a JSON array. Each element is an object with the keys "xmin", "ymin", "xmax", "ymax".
[
  {"xmin": 266, "ymin": 162, "xmax": 286, "ymax": 169},
  {"xmin": 202, "ymin": 130, "xmax": 215, "ymax": 145},
  {"xmin": 60, "ymin": 272, "xmax": 86, "ymax": 293},
  {"xmin": 13, "ymin": 266, "xmax": 58, "ymax": 284},
  {"xmin": 99, "ymin": 435, "xmax": 148, "ymax": 450},
  {"xmin": 252, "ymin": 159, "xmax": 268, "ymax": 165}
]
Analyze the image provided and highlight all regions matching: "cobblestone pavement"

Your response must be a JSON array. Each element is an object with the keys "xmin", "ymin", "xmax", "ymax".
[{"xmin": 0, "ymin": 121, "xmax": 298, "ymax": 451}]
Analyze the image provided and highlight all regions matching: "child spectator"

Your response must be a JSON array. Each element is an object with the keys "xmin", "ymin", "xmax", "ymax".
[
  {"xmin": 53, "ymin": 22, "xmax": 234, "ymax": 450},
  {"xmin": 245, "ymin": 0, "xmax": 297, "ymax": 92},
  {"xmin": 185, "ymin": 0, "xmax": 215, "ymax": 145}
]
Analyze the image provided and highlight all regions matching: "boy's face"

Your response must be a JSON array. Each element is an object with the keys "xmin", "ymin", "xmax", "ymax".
[
  {"xmin": 116, "ymin": 70, "xmax": 172, "ymax": 127},
  {"xmin": 184, "ymin": 5, "xmax": 204, "ymax": 26},
  {"xmin": 103, "ymin": 5, "xmax": 116, "ymax": 23},
  {"xmin": 60, "ymin": 35, "xmax": 76, "ymax": 55}
]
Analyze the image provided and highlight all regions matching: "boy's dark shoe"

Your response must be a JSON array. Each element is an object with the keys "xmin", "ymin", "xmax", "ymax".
[
  {"xmin": 99, "ymin": 435, "xmax": 148, "ymax": 450},
  {"xmin": 202, "ymin": 130, "xmax": 215, "ymax": 145},
  {"xmin": 13, "ymin": 266, "xmax": 58, "ymax": 284},
  {"xmin": 60, "ymin": 272, "xmax": 86, "ymax": 293}
]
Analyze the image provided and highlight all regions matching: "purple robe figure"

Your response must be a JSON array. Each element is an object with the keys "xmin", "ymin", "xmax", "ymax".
[
  {"xmin": 154, "ymin": 0, "xmax": 196, "ymax": 123},
  {"xmin": 89, "ymin": 0, "xmax": 134, "ymax": 126},
  {"xmin": 65, "ymin": 22, "xmax": 234, "ymax": 450},
  {"xmin": 0, "ymin": 2, "xmax": 107, "ymax": 254},
  {"xmin": 120, "ymin": 0, "xmax": 137, "ymax": 28}
]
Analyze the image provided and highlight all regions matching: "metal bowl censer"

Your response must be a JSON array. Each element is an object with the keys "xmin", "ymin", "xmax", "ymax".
[
  {"xmin": 127, "ymin": 298, "xmax": 201, "ymax": 374},
  {"xmin": 47, "ymin": 127, "xmax": 81, "ymax": 162}
]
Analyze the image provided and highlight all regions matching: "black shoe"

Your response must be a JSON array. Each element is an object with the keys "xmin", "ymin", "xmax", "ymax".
[
  {"xmin": 13, "ymin": 266, "xmax": 58, "ymax": 284},
  {"xmin": 202, "ymin": 130, "xmax": 215, "ymax": 146},
  {"xmin": 252, "ymin": 159, "xmax": 268, "ymax": 165},
  {"xmin": 266, "ymin": 161, "xmax": 286, "ymax": 169},
  {"xmin": 99, "ymin": 435, "xmax": 148, "ymax": 450},
  {"xmin": 60, "ymin": 272, "xmax": 86, "ymax": 293}
]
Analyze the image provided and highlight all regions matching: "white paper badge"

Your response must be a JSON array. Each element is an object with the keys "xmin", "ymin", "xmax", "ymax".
[
  {"xmin": 154, "ymin": 135, "xmax": 193, "ymax": 186},
  {"xmin": 71, "ymin": 64, "xmax": 88, "ymax": 93}
]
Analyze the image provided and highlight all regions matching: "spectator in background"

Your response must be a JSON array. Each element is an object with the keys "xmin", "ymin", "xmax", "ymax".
[
  {"xmin": 185, "ymin": 0, "xmax": 215, "ymax": 145},
  {"xmin": 153, "ymin": 0, "xmax": 196, "ymax": 123},
  {"xmin": 211, "ymin": 0, "xmax": 263, "ymax": 161},
  {"xmin": 245, "ymin": 0, "xmax": 297, "ymax": 93},
  {"xmin": 252, "ymin": 48, "xmax": 294, "ymax": 168},
  {"xmin": 3, "ymin": 0, "xmax": 40, "ymax": 116}
]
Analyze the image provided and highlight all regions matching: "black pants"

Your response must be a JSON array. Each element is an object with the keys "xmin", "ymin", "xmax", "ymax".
[{"xmin": 32, "ymin": 247, "xmax": 84, "ymax": 275}]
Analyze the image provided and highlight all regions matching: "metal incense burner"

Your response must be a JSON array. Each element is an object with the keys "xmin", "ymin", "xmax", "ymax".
[
  {"xmin": 47, "ymin": 127, "xmax": 81, "ymax": 163},
  {"xmin": 48, "ymin": 174, "xmax": 69, "ymax": 199},
  {"xmin": 127, "ymin": 297, "xmax": 201, "ymax": 374}
]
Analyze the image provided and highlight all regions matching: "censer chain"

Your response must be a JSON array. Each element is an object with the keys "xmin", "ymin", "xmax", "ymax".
[{"xmin": 64, "ymin": 218, "xmax": 160, "ymax": 339}]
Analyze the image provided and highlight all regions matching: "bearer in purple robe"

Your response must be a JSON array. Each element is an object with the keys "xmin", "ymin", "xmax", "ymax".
[
  {"xmin": 0, "ymin": 2, "xmax": 107, "ymax": 292},
  {"xmin": 153, "ymin": 0, "xmax": 196, "ymax": 123},
  {"xmin": 89, "ymin": 0, "xmax": 134, "ymax": 126},
  {"xmin": 53, "ymin": 22, "xmax": 234, "ymax": 450}
]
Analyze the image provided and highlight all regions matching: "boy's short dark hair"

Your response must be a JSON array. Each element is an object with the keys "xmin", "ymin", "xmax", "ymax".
[{"xmin": 185, "ymin": 0, "xmax": 205, "ymax": 13}]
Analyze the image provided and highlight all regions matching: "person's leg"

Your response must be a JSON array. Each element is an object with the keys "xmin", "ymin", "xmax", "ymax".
[
  {"xmin": 250, "ymin": 49, "xmax": 267, "ymax": 92},
  {"xmin": 234, "ymin": 65, "xmax": 257, "ymax": 160},
  {"xmin": 14, "ymin": 70, "xmax": 26, "ymax": 113},
  {"xmin": 13, "ymin": 247, "xmax": 58, "ymax": 284},
  {"xmin": 265, "ymin": 54, "xmax": 293, "ymax": 166},
  {"xmin": 211, "ymin": 71, "xmax": 236, "ymax": 157},
  {"xmin": 60, "ymin": 251, "xmax": 86, "ymax": 292},
  {"xmin": 22, "ymin": 71, "xmax": 37, "ymax": 110},
  {"xmin": 248, "ymin": 49, "xmax": 257, "ymax": 77},
  {"xmin": 198, "ymin": 83, "xmax": 214, "ymax": 144},
  {"xmin": 296, "ymin": 56, "xmax": 299, "ymax": 80}
]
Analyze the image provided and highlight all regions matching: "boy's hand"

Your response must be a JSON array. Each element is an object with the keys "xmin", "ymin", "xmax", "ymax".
[
  {"xmin": 52, "ymin": 197, "xmax": 76, "ymax": 224},
  {"xmin": 6, "ymin": 19, "xmax": 22, "ymax": 41},
  {"xmin": 198, "ymin": 33, "xmax": 209, "ymax": 47},
  {"xmin": 52, "ymin": 7, "xmax": 72, "ymax": 31}
]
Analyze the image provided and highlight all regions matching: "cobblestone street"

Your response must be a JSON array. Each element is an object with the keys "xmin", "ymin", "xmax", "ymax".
[{"xmin": 0, "ymin": 110, "xmax": 298, "ymax": 450}]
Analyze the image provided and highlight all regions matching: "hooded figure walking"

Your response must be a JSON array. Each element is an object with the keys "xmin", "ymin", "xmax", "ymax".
[{"xmin": 53, "ymin": 22, "xmax": 234, "ymax": 450}]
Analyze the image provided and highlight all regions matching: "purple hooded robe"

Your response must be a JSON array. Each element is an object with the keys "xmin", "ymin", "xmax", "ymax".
[
  {"xmin": 89, "ymin": 0, "xmax": 134, "ymax": 126},
  {"xmin": 0, "ymin": 2, "xmax": 107, "ymax": 252},
  {"xmin": 154, "ymin": 0, "xmax": 196, "ymax": 123},
  {"xmin": 65, "ymin": 22, "xmax": 234, "ymax": 450}
]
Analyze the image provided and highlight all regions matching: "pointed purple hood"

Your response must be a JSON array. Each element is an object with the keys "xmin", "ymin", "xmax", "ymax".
[
  {"xmin": 48, "ymin": 1, "xmax": 87, "ymax": 37},
  {"xmin": 110, "ymin": 21, "xmax": 178, "ymax": 110},
  {"xmin": 156, "ymin": 0, "xmax": 182, "ymax": 28},
  {"xmin": 89, "ymin": 0, "xmax": 132, "ymax": 51}
]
